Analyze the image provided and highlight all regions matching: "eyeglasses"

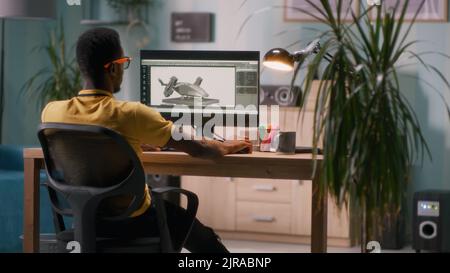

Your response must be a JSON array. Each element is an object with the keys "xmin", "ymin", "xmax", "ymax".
[{"xmin": 104, "ymin": 57, "xmax": 132, "ymax": 70}]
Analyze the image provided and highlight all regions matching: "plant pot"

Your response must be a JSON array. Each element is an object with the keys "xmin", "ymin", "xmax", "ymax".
[{"xmin": 377, "ymin": 210, "xmax": 406, "ymax": 250}]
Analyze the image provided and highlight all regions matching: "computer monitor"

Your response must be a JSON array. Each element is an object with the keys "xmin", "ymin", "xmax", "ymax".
[{"xmin": 140, "ymin": 50, "xmax": 260, "ymax": 134}]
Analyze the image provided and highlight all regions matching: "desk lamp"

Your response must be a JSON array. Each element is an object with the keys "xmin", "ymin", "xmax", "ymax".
[
  {"xmin": 262, "ymin": 39, "xmax": 331, "ymax": 155},
  {"xmin": 263, "ymin": 39, "xmax": 333, "ymax": 72}
]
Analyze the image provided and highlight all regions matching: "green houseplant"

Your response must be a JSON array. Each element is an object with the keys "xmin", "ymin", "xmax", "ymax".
[
  {"xmin": 21, "ymin": 21, "xmax": 81, "ymax": 108},
  {"xmin": 239, "ymin": 0, "xmax": 449, "ymax": 251},
  {"xmin": 295, "ymin": 0, "xmax": 450, "ymax": 251}
]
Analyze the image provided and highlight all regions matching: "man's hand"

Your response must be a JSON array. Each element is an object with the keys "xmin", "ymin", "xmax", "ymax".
[
  {"xmin": 165, "ymin": 138, "xmax": 253, "ymax": 160},
  {"xmin": 141, "ymin": 144, "xmax": 161, "ymax": 152},
  {"xmin": 219, "ymin": 140, "xmax": 253, "ymax": 155}
]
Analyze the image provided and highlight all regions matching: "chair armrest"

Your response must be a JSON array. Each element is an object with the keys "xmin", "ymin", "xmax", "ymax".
[
  {"xmin": 151, "ymin": 186, "xmax": 199, "ymax": 226},
  {"xmin": 151, "ymin": 186, "xmax": 198, "ymax": 201},
  {"xmin": 151, "ymin": 187, "xmax": 199, "ymax": 253}
]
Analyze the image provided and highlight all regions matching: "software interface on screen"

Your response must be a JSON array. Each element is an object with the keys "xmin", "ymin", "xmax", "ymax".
[{"xmin": 140, "ymin": 51, "xmax": 260, "ymax": 119}]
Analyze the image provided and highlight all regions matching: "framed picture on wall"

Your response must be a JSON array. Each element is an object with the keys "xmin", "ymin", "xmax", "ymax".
[
  {"xmin": 372, "ymin": 0, "xmax": 448, "ymax": 22},
  {"xmin": 284, "ymin": 0, "xmax": 360, "ymax": 22}
]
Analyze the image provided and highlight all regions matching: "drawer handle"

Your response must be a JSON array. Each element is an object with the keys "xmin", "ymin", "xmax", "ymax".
[
  {"xmin": 252, "ymin": 216, "xmax": 275, "ymax": 222},
  {"xmin": 253, "ymin": 185, "xmax": 276, "ymax": 192}
]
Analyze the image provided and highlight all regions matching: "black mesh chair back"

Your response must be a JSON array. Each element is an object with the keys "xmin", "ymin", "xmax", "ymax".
[
  {"xmin": 38, "ymin": 123, "xmax": 147, "ymax": 252},
  {"xmin": 38, "ymin": 123, "xmax": 199, "ymax": 253},
  {"xmin": 43, "ymin": 129, "xmax": 136, "ymax": 188}
]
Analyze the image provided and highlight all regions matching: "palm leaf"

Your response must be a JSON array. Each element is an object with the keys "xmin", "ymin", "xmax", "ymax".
[{"xmin": 21, "ymin": 20, "xmax": 81, "ymax": 109}]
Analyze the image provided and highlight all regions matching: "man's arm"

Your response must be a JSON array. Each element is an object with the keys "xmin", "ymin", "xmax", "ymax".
[
  {"xmin": 165, "ymin": 138, "xmax": 253, "ymax": 160},
  {"xmin": 133, "ymin": 103, "xmax": 253, "ymax": 158}
]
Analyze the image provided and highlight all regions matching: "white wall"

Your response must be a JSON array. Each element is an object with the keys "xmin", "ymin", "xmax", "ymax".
[{"xmin": 118, "ymin": 0, "xmax": 327, "ymax": 102}]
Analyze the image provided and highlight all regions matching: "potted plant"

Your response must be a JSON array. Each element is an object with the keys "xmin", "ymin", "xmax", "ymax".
[
  {"xmin": 296, "ymin": 0, "xmax": 449, "ymax": 252},
  {"xmin": 21, "ymin": 20, "xmax": 82, "ymax": 108},
  {"xmin": 240, "ymin": 0, "xmax": 449, "ymax": 252}
]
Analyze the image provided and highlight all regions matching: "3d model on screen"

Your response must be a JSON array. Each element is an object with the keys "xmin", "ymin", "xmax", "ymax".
[{"xmin": 158, "ymin": 76, "xmax": 220, "ymax": 106}]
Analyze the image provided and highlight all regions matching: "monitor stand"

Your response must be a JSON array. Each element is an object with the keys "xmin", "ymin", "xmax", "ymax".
[{"xmin": 163, "ymin": 97, "xmax": 220, "ymax": 107}]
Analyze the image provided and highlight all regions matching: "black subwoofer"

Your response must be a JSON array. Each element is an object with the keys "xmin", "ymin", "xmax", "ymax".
[
  {"xmin": 260, "ymin": 85, "xmax": 301, "ymax": 107},
  {"xmin": 413, "ymin": 190, "xmax": 450, "ymax": 253}
]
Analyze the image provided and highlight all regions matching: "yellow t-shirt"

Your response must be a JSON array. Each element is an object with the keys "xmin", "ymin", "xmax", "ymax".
[{"xmin": 41, "ymin": 89, "xmax": 173, "ymax": 217}]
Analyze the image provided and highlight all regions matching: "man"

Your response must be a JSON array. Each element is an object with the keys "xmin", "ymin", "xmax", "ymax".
[{"xmin": 41, "ymin": 28, "xmax": 253, "ymax": 253}]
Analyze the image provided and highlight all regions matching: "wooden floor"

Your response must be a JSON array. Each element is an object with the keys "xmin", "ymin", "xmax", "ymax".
[{"xmin": 185, "ymin": 240, "xmax": 415, "ymax": 253}]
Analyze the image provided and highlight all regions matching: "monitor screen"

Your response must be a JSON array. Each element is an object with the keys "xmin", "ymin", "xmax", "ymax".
[{"xmin": 140, "ymin": 50, "xmax": 260, "ymax": 127}]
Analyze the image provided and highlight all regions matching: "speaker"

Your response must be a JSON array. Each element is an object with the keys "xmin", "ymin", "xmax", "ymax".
[
  {"xmin": 260, "ymin": 85, "xmax": 301, "ymax": 107},
  {"xmin": 146, "ymin": 175, "xmax": 181, "ymax": 206},
  {"xmin": 413, "ymin": 190, "xmax": 450, "ymax": 252}
]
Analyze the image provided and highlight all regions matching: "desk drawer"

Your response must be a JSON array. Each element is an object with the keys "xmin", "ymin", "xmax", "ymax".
[
  {"xmin": 236, "ymin": 179, "xmax": 293, "ymax": 203},
  {"xmin": 236, "ymin": 201, "xmax": 291, "ymax": 234}
]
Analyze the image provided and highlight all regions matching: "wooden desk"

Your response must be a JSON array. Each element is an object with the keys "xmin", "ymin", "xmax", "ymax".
[{"xmin": 23, "ymin": 149, "xmax": 327, "ymax": 253}]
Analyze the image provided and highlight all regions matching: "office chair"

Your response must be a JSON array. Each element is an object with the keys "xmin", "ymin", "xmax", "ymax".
[{"xmin": 37, "ymin": 123, "xmax": 198, "ymax": 253}]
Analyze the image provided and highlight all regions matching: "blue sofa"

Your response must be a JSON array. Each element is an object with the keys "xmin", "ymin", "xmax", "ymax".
[{"xmin": 0, "ymin": 145, "xmax": 55, "ymax": 253}]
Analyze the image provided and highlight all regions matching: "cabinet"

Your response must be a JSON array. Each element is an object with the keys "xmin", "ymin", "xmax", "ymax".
[
  {"xmin": 181, "ymin": 176, "xmax": 236, "ymax": 231},
  {"xmin": 182, "ymin": 175, "xmax": 358, "ymax": 247},
  {"xmin": 181, "ymin": 82, "xmax": 359, "ymax": 247}
]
